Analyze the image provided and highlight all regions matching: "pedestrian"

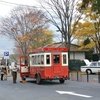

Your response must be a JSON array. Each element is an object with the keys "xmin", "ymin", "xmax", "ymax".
[
  {"xmin": 0, "ymin": 64, "xmax": 6, "ymax": 81},
  {"xmin": 4, "ymin": 64, "xmax": 9, "ymax": 81},
  {"xmin": 12, "ymin": 63, "xmax": 18, "ymax": 83}
]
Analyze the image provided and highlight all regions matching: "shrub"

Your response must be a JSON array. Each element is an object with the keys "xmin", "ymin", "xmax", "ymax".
[{"xmin": 69, "ymin": 59, "xmax": 86, "ymax": 71}]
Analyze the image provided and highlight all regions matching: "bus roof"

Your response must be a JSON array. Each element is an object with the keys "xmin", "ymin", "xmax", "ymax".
[{"xmin": 30, "ymin": 47, "xmax": 68, "ymax": 53}]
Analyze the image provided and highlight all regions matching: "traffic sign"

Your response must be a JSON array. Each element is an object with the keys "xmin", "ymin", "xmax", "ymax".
[
  {"xmin": 4, "ymin": 56, "xmax": 9, "ymax": 59},
  {"xmin": 4, "ymin": 52, "xmax": 9, "ymax": 56},
  {"xmin": 4, "ymin": 52, "xmax": 9, "ymax": 59}
]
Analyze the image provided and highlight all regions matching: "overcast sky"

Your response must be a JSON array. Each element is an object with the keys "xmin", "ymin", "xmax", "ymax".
[
  {"xmin": 0, "ymin": 0, "xmax": 40, "ymax": 16},
  {"xmin": 0, "ymin": 0, "xmax": 41, "ymax": 56},
  {"xmin": 0, "ymin": 0, "xmax": 61, "ymax": 57}
]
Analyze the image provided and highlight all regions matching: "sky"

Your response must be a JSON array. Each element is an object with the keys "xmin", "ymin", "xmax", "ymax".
[
  {"xmin": 0, "ymin": 0, "xmax": 40, "ymax": 16},
  {"xmin": 0, "ymin": 0, "xmax": 41, "ymax": 56},
  {"xmin": 0, "ymin": 0, "xmax": 61, "ymax": 57}
]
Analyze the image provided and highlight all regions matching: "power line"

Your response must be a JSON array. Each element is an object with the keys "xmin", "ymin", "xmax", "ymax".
[
  {"xmin": 0, "ymin": 0, "xmax": 37, "ymax": 8},
  {"xmin": 0, "ymin": 0, "xmax": 53, "ymax": 11}
]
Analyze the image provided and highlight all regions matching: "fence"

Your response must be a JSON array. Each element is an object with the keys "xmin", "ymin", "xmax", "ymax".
[{"xmin": 69, "ymin": 71, "xmax": 100, "ymax": 83}]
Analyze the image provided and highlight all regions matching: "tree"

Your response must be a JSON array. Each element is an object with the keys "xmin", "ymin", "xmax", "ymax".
[
  {"xmin": 0, "ymin": 6, "xmax": 50, "ymax": 56},
  {"xmin": 14, "ymin": 29, "xmax": 54, "ymax": 54},
  {"xmin": 82, "ymin": 0, "xmax": 100, "ymax": 13},
  {"xmin": 73, "ymin": 1, "xmax": 100, "ymax": 58},
  {"xmin": 37, "ymin": 0, "xmax": 83, "ymax": 59},
  {"xmin": 29, "ymin": 29, "xmax": 54, "ymax": 49},
  {"xmin": 9, "ymin": 54, "xmax": 18, "ymax": 63}
]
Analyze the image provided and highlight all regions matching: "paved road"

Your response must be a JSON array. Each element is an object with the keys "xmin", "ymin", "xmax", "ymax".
[{"xmin": 0, "ymin": 76, "xmax": 100, "ymax": 100}]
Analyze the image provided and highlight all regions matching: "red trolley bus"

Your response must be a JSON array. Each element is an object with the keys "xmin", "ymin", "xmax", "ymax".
[{"xmin": 20, "ymin": 47, "xmax": 69, "ymax": 84}]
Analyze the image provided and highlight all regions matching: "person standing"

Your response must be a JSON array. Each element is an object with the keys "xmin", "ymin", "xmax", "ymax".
[
  {"xmin": 12, "ymin": 63, "xmax": 18, "ymax": 83},
  {"xmin": 0, "ymin": 64, "xmax": 5, "ymax": 81},
  {"xmin": 4, "ymin": 65, "xmax": 9, "ymax": 81}
]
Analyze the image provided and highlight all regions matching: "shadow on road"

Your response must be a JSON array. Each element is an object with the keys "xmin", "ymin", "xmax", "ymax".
[{"xmin": 26, "ymin": 79, "xmax": 63, "ymax": 85}]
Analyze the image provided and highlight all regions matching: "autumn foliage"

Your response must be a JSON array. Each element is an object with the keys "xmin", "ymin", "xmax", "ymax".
[{"xmin": 73, "ymin": 0, "xmax": 100, "ymax": 58}]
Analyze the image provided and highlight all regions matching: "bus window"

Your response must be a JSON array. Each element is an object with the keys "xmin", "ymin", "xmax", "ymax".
[
  {"xmin": 53, "ymin": 55, "xmax": 60, "ymax": 64},
  {"xmin": 63, "ymin": 54, "xmax": 67, "ymax": 64},
  {"xmin": 31, "ymin": 56, "xmax": 34, "ymax": 65},
  {"xmin": 21, "ymin": 58, "xmax": 28, "ymax": 65},
  {"xmin": 41, "ymin": 55, "xmax": 44, "ymax": 64},
  {"xmin": 38, "ymin": 55, "xmax": 41, "ymax": 64},
  {"xmin": 46, "ymin": 55, "xmax": 50, "ymax": 64},
  {"xmin": 36, "ymin": 55, "xmax": 39, "ymax": 65}
]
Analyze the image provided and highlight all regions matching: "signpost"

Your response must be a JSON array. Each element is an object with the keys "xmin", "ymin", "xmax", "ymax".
[{"xmin": 4, "ymin": 52, "xmax": 9, "ymax": 65}]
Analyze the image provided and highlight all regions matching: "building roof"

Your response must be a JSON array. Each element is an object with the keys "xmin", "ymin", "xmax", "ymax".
[{"xmin": 44, "ymin": 42, "xmax": 86, "ymax": 52}]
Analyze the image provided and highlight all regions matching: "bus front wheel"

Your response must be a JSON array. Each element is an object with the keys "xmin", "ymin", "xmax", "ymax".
[
  {"xmin": 59, "ymin": 78, "xmax": 65, "ymax": 83},
  {"xmin": 36, "ymin": 74, "xmax": 41, "ymax": 84}
]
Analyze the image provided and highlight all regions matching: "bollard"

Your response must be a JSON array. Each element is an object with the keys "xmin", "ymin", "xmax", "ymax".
[
  {"xmin": 98, "ymin": 71, "xmax": 100, "ymax": 83},
  {"xmin": 77, "ymin": 70, "xmax": 79, "ymax": 81},
  {"xmin": 68, "ymin": 71, "xmax": 70, "ymax": 80},
  {"xmin": 86, "ymin": 72, "xmax": 89, "ymax": 82}
]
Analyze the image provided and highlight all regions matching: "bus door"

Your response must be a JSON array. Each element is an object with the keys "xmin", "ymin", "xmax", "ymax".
[
  {"xmin": 52, "ymin": 53, "xmax": 62, "ymax": 74},
  {"xmin": 20, "ymin": 56, "xmax": 29, "ymax": 77}
]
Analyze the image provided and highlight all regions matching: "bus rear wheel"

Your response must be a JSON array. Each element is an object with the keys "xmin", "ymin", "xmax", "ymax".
[
  {"xmin": 59, "ymin": 78, "xmax": 65, "ymax": 83},
  {"xmin": 36, "ymin": 74, "xmax": 41, "ymax": 84}
]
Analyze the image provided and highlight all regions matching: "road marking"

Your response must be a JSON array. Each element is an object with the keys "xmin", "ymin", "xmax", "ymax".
[{"xmin": 56, "ymin": 90, "xmax": 92, "ymax": 98}]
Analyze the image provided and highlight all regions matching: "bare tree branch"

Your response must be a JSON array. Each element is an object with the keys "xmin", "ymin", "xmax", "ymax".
[
  {"xmin": 0, "ymin": 6, "xmax": 49, "ymax": 56},
  {"xmin": 37, "ymin": 0, "xmax": 83, "ymax": 59}
]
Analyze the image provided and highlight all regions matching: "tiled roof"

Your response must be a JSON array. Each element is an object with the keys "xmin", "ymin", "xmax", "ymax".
[{"xmin": 44, "ymin": 42, "xmax": 86, "ymax": 52}]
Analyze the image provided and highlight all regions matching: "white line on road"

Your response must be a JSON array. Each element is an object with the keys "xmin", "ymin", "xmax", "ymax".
[{"xmin": 56, "ymin": 90, "xmax": 92, "ymax": 98}]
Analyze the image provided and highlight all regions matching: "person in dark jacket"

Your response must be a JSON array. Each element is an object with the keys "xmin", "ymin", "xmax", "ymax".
[{"xmin": 0, "ymin": 64, "xmax": 6, "ymax": 81}]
